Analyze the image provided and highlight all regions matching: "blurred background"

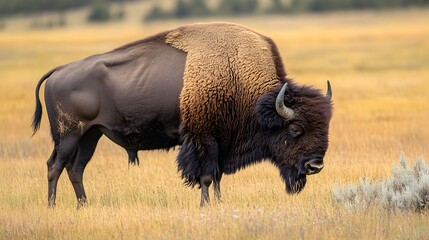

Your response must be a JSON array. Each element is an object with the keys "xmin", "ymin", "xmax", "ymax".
[{"xmin": 1, "ymin": 0, "xmax": 429, "ymax": 29}]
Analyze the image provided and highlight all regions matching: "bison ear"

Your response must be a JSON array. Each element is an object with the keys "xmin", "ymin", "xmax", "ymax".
[{"xmin": 256, "ymin": 91, "xmax": 285, "ymax": 128}]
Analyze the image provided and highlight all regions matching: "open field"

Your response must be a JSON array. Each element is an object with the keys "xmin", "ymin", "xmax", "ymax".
[{"xmin": 1, "ymin": 8, "xmax": 429, "ymax": 239}]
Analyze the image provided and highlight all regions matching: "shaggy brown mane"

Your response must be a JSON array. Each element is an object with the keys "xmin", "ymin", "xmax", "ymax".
[{"xmin": 290, "ymin": 84, "xmax": 333, "ymax": 121}]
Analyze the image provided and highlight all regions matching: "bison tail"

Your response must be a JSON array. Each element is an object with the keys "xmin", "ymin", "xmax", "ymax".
[{"xmin": 32, "ymin": 67, "xmax": 58, "ymax": 136}]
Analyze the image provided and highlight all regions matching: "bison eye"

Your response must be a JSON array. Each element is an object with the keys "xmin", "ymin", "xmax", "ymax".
[{"xmin": 288, "ymin": 124, "xmax": 303, "ymax": 138}]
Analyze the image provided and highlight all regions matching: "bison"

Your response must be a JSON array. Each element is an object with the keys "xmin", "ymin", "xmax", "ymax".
[{"xmin": 32, "ymin": 22, "xmax": 333, "ymax": 208}]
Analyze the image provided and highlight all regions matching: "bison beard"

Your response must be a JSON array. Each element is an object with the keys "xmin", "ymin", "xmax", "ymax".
[{"xmin": 281, "ymin": 167, "xmax": 307, "ymax": 194}]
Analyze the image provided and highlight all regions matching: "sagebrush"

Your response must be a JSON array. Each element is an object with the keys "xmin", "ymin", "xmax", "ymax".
[{"xmin": 333, "ymin": 153, "xmax": 429, "ymax": 212}]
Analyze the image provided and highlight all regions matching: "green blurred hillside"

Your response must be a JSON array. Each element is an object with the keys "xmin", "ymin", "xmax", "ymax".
[
  {"xmin": 1, "ymin": 0, "xmax": 429, "ymax": 30},
  {"xmin": 145, "ymin": 0, "xmax": 429, "ymax": 21},
  {"xmin": 2, "ymin": 0, "xmax": 429, "ymax": 19},
  {"xmin": 0, "ymin": 0, "xmax": 132, "ymax": 16}
]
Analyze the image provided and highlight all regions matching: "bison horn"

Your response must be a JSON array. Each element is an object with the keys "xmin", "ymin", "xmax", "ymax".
[
  {"xmin": 275, "ymin": 82, "xmax": 295, "ymax": 120},
  {"xmin": 326, "ymin": 80, "xmax": 332, "ymax": 100}
]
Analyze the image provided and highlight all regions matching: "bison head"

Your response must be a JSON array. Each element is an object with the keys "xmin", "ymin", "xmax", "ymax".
[{"xmin": 256, "ymin": 81, "xmax": 333, "ymax": 194}]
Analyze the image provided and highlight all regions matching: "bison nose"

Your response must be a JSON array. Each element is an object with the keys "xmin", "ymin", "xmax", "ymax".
[{"xmin": 305, "ymin": 159, "xmax": 324, "ymax": 175}]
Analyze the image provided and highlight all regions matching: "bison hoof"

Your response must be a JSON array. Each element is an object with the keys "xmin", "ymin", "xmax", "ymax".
[{"xmin": 76, "ymin": 197, "xmax": 88, "ymax": 210}]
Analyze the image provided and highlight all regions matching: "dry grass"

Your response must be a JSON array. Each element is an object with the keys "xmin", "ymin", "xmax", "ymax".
[{"xmin": 1, "ymin": 8, "xmax": 429, "ymax": 239}]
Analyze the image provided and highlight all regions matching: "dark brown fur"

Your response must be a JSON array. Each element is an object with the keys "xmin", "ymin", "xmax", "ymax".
[{"xmin": 168, "ymin": 23, "xmax": 333, "ymax": 202}]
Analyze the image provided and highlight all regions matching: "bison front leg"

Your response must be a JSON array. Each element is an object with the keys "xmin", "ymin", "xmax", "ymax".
[
  {"xmin": 177, "ymin": 134, "xmax": 220, "ymax": 207},
  {"xmin": 213, "ymin": 172, "xmax": 223, "ymax": 202},
  {"xmin": 200, "ymin": 175, "xmax": 213, "ymax": 207},
  {"xmin": 200, "ymin": 172, "xmax": 222, "ymax": 206}
]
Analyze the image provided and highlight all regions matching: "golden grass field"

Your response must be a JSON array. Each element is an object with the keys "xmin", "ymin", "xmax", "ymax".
[{"xmin": 1, "ymin": 7, "xmax": 429, "ymax": 239}]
